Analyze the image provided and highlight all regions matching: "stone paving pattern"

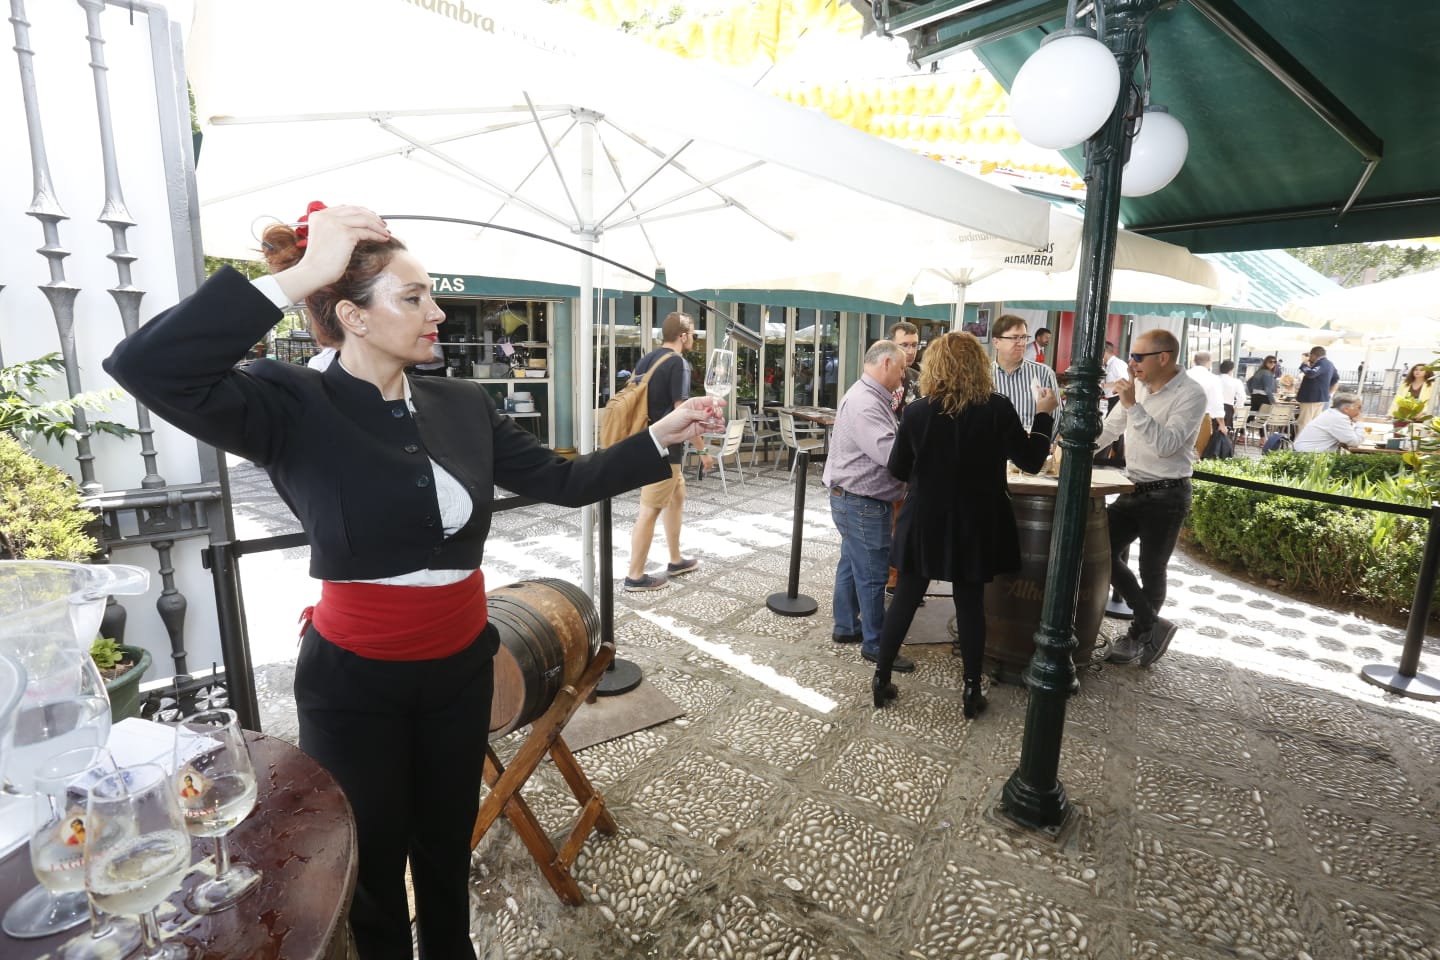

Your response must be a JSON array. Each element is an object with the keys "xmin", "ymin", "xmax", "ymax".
[{"xmin": 227, "ymin": 456, "xmax": 1440, "ymax": 960}]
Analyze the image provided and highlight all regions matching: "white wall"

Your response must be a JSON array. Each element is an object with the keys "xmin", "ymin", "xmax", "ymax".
[{"xmin": 1, "ymin": 1, "xmax": 222, "ymax": 677}]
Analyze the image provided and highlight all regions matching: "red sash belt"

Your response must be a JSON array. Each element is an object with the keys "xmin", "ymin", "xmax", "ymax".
[{"xmin": 302, "ymin": 570, "xmax": 487, "ymax": 661}]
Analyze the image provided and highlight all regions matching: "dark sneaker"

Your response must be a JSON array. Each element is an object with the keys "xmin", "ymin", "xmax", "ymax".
[
  {"xmin": 832, "ymin": 632, "xmax": 862, "ymax": 644},
  {"xmin": 666, "ymin": 557, "xmax": 700, "ymax": 576},
  {"xmin": 623, "ymin": 574, "xmax": 667, "ymax": 592},
  {"xmin": 1139, "ymin": 618, "xmax": 1178, "ymax": 666},
  {"xmin": 1104, "ymin": 631, "xmax": 1144, "ymax": 665},
  {"xmin": 862, "ymin": 650, "xmax": 915, "ymax": 673}
]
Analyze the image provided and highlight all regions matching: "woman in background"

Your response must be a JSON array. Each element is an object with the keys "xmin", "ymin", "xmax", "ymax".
[
  {"xmin": 871, "ymin": 332, "xmax": 1056, "ymax": 718},
  {"xmin": 1247, "ymin": 355, "xmax": 1278, "ymax": 412},
  {"xmin": 106, "ymin": 204, "xmax": 719, "ymax": 960},
  {"xmin": 1390, "ymin": 363, "xmax": 1435, "ymax": 421}
]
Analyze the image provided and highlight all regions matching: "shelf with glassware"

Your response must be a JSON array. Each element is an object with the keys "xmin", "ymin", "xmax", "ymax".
[{"xmin": 431, "ymin": 300, "xmax": 553, "ymax": 446}]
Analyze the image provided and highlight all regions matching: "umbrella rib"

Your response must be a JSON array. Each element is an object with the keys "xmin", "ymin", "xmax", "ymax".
[
  {"xmin": 593, "ymin": 127, "xmax": 664, "ymax": 270},
  {"xmin": 475, "ymin": 117, "xmax": 584, "ymax": 240},
  {"xmin": 375, "ymin": 118, "xmax": 575, "ymax": 232},
  {"xmin": 602, "ymin": 118, "xmax": 793, "ymax": 241},
  {"xmin": 200, "ymin": 120, "xmax": 545, "ymax": 207},
  {"xmin": 524, "ymin": 93, "xmax": 585, "ymax": 230},
  {"xmin": 603, "ymin": 161, "xmax": 784, "ymax": 239},
  {"xmin": 593, "ymin": 131, "xmax": 693, "ymax": 229}
]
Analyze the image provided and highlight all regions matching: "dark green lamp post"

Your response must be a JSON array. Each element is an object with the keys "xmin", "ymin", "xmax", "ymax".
[{"xmin": 998, "ymin": 0, "xmax": 1163, "ymax": 831}]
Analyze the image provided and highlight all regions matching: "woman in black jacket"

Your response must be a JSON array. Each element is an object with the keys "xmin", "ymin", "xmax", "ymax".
[
  {"xmin": 870, "ymin": 332, "xmax": 1057, "ymax": 717},
  {"xmin": 105, "ymin": 204, "xmax": 718, "ymax": 960}
]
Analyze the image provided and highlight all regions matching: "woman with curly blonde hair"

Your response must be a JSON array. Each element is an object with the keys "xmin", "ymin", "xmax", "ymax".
[{"xmin": 871, "ymin": 332, "xmax": 1057, "ymax": 717}]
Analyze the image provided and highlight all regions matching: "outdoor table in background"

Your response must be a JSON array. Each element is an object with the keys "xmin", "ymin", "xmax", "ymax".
[
  {"xmin": 0, "ymin": 731, "xmax": 358, "ymax": 960},
  {"xmin": 983, "ymin": 466, "xmax": 1135, "ymax": 683}
]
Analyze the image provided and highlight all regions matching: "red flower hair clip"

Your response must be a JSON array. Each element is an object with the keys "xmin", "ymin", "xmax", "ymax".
[{"xmin": 293, "ymin": 201, "xmax": 328, "ymax": 249}]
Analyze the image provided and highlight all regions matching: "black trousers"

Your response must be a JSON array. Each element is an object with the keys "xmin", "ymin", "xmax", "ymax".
[
  {"xmin": 876, "ymin": 573, "xmax": 986, "ymax": 682},
  {"xmin": 295, "ymin": 623, "xmax": 497, "ymax": 960},
  {"xmin": 1106, "ymin": 483, "xmax": 1192, "ymax": 635}
]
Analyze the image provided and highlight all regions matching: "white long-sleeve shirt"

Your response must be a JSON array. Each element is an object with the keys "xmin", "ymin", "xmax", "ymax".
[
  {"xmin": 1294, "ymin": 408, "xmax": 1366, "ymax": 452},
  {"xmin": 1097, "ymin": 371, "xmax": 1208, "ymax": 482}
]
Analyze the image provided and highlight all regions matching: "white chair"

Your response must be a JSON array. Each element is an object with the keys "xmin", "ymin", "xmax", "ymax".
[
  {"xmin": 1266, "ymin": 403, "xmax": 1297, "ymax": 440},
  {"xmin": 742, "ymin": 405, "xmax": 782, "ymax": 466},
  {"xmin": 777, "ymin": 412, "xmax": 825, "ymax": 478},
  {"xmin": 708, "ymin": 419, "xmax": 749, "ymax": 495},
  {"xmin": 1239, "ymin": 403, "xmax": 1272, "ymax": 448}
]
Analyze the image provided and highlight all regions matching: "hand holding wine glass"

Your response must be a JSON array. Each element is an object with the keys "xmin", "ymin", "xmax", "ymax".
[
  {"xmin": 172, "ymin": 708, "xmax": 260, "ymax": 914},
  {"xmin": 85, "ymin": 763, "xmax": 192, "ymax": 960}
]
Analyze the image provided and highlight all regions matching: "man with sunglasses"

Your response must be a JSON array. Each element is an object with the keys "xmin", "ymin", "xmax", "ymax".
[
  {"xmin": 990, "ymin": 314, "xmax": 1059, "ymax": 432},
  {"xmin": 1095, "ymin": 329, "xmax": 1207, "ymax": 667}
]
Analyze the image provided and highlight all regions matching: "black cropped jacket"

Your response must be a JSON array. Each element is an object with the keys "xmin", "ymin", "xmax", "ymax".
[{"xmin": 104, "ymin": 267, "xmax": 668, "ymax": 581}]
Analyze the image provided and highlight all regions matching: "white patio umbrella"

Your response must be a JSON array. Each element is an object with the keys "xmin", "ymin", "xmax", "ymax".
[
  {"xmin": 1280, "ymin": 268, "xmax": 1440, "ymax": 333},
  {"xmin": 713, "ymin": 207, "xmax": 1236, "ymax": 322},
  {"xmin": 187, "ymin": 0, "xmax": 1050, "ymax": 594}
]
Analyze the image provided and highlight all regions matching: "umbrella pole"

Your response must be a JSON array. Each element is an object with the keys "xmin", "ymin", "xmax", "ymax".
[
  {"xmin": 1000, "ymin": 0, "xmax": 1162, "ymax": 834},
  {"xmin": 578, "ymin": 115, "xmax": 597, "ymax": 599},
  {"xmin": 950, "ymin": 281, "xmax": 967, "ymax": 334}
]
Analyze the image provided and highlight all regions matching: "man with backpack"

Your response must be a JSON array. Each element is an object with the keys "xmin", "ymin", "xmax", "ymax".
[{"xmin": 624, "ymin": 312, "xmax": 701, "ymax": 591}]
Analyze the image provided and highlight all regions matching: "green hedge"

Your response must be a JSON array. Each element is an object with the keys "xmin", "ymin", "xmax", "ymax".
[{"xmin": 1186, "ymin": 453, "xmax": 1437, "ymax": 616}]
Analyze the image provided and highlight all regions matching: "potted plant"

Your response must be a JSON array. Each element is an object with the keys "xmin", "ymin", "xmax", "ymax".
[{"xmin": 90, "ymin": 636, "xmax": 152, "ymax": 722}]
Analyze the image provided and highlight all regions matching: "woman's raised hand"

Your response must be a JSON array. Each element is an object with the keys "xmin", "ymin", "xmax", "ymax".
[
  {"xmin": 651, "ymin": 397, "xmax": 725, "ymax": 449},
  {"xmin": 275, "ymin": 205, "xmax": 392, "ymax": 303}
]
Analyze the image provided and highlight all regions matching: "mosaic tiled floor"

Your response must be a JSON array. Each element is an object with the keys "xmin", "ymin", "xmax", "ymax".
[{"xmin": 230, "ymin": 458, "xmax": 1440, "ymax": 960}]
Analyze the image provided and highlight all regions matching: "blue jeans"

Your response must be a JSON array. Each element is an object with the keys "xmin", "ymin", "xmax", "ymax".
[{"xmin": 829, "ymin": 488, "xmax": 892, "ymax": 656}]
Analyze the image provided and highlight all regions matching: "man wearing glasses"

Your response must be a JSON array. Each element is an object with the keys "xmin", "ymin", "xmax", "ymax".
[
  {"xmin": 1095, "ymin": 329, "xmax": 1207, "ymax": 666},
  {"xmin": 888, "ymin": 321, "xmax": 922, "ymax": 416},
  {"xmin": 991, "ymin": 314, "xmax": 1059, "ymax": 432}
]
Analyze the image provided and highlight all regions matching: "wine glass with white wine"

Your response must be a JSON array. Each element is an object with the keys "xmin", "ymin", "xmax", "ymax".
[
  {"xmin": 28, "ymin": 746, "xmax": 142, "ymax": 960},
  {"xmin": 84, "ymin": 763, "xmax": 192, "ymax": 960},
  {"xmin": 172, "ymin": 708, "xmax": 260, "ymax": 914},
  {"xmin": 2, "ymin": 647, "xmax": 113, "ymax": 938},
  {"xmin": 704, "ymin": 345, "xmax": 736, "ymax": 401}
]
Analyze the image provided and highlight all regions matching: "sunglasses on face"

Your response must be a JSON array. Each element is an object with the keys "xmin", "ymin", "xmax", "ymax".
[{"xmin": 1130, "ymin": 350, "xmax": 1167, "ymax": 362}]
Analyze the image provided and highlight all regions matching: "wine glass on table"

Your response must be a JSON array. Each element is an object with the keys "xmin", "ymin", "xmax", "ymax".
[
  {"xmin": 85, "ymin": 763, "xmax": 192, "ymax": 960},
  {"xmin": 171, "ymin": 708, "xmax": 260, "ymax": 913},
  {"xmin": 2, "ymin": 647, "xmax": 113, "ymax": 938},
  {"xmin": 29, "ymin": 746, "xmax": 144, "ymax": 960}
]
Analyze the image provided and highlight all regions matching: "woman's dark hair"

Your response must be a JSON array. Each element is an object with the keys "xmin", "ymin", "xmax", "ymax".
[
  {"xmin": 260, "ymin": 223, "xmax": 408, "ymax": 347},
  {"xmin": 1408, "ymin": 363, "xmax": 1433, "ymax": 385}
]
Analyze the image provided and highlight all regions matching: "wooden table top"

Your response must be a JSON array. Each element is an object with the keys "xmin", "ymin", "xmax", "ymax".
[
  {"xmin": 0, "ymin": 731, "xmax": 357, "ymax": 960},
  {"xmin": 777, "ymin": 406, "xmax": 837, "ymax": 426},
  {"xmin": 1006, "ymin": 466, "xmax": 1137, "ymax": 497}
]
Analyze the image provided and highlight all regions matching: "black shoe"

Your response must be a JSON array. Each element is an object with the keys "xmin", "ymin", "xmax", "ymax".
[
  {"xmin": 871, "ymin": 674, "xmax": 898, "ymax": 708},
  {"xmin": 832, "ymin": 632, "xmax": 862, "ymax": 644},
  {"xmin": 1139, "ymin": 618, "xmax": 1178, "ymax": 666},
  {"xmin": 963, "ymin": 678, "xmax": 988, "ymax": 719},
  {"xmin": 1105, "ymin": 631, "xmax": 1144, "ymax": 665},
  {"xmin": 862, "ymin": 651, "xmax": 915, "ymax": 673}
]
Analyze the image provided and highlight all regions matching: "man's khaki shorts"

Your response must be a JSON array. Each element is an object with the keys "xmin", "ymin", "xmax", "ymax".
[{"xmin": 639, "ymin": 463, "xmax": 685, "ymax": 509}]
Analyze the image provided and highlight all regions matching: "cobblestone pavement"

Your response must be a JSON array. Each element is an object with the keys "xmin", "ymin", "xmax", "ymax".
[{"xmin": 226, "ymin": 455, "xmax": 1440, "ymax": 960}]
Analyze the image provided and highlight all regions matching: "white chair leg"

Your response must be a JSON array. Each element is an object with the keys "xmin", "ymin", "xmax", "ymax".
[{"xmin": 718, "ymin": 458, "xmax": 728, "ymax": 496}]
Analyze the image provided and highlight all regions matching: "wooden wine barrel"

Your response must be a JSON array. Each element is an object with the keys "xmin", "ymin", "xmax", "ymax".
[
  {"xmin": 982, "ymin": 493, "xmax": 1110, "ymax": 684},
  {"xmin": 488, "ymin": 579, "xmax": 597, "ymax": 736}
]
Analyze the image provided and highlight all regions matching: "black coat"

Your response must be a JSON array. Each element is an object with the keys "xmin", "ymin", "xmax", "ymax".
[
  {"xmin": 104, "ymin": 267, "xmax": 669, "ymax": 581},
  {"xmin": 888, "ymin": 395, "xmax": 1053, "ymax": 584}
]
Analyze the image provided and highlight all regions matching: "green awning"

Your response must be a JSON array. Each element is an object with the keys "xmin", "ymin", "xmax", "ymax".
[
  {"xmin": 1199, "ymin": 250, "xmax": 1342, "ymax": 328},
  {"xmin": 893, "ymin": 1, "xmax": 1440, "ymax": 252}
]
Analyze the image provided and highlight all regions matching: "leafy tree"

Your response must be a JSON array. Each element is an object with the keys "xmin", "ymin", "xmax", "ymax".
[
  {"xmin": 0, "ymin": 354, "xmax": 133, "ymax": 447},
  {"xmin": 1284, "ymin": 242, "xmax": 1440, "ymax": 287}
]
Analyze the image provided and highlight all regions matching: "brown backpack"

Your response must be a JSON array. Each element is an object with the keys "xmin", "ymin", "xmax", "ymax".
[{"xmin": 599, "ymin": 351, "xmax": 678, "ymax": 448}]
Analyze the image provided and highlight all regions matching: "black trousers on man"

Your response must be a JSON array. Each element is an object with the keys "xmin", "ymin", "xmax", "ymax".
[
  {"xmin": 1106, "ymin": 482, "xmax": 1191, "ymax": 637},
  {"xmin": 295, "ymin": 623, "xmax": 498, "ymax": 960}
]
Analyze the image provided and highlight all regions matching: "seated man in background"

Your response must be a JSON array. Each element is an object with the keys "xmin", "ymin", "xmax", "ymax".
[{"xmin": 1293, "ymin": 391, "xmax": 1366, "ymax": 453}]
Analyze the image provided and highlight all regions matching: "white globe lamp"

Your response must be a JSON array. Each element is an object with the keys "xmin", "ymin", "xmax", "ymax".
[
  {"xmin": 1010, "ymin": 29, "xmax": 1122, "ymax": 150},
  {"xmin": 1121, "ymin": 106, "xmax": 1189, "ymax": 196}
]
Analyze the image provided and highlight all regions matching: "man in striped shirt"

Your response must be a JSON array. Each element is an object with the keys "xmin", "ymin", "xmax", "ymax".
[{"xmin": 991, "ymin": 314, "xmax": 1059, "ymax": 432}]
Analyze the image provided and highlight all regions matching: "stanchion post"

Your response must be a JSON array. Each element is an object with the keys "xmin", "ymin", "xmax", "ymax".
[
  {"xmin": 595, "ymin": 496, "xmax": 642, "ymax": 695},
  {"xmin": 766, "ymin": 450, "xmax": 818, "ymax": 616},
  {"xmin": 1361, "ymin": 503, "xmax": 1440, "ymax": 700}
]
